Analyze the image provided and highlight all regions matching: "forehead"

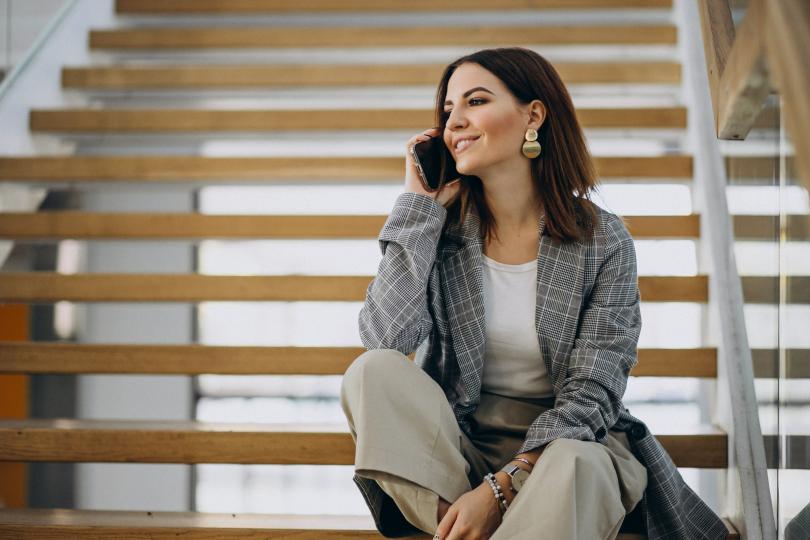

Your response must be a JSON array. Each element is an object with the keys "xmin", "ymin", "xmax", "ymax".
[{"xmin": 446, "ymin": 63, "xmax": 504, "ymax": 95}]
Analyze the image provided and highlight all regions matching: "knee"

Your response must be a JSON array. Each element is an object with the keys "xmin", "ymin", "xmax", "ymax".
[
  {"xmin": 541, "ymin": 438, "xmax": 614, "ymax": 480},
  {"xmin": 340, "ymin": 348, "xmax": 409, "ymax": 401}
]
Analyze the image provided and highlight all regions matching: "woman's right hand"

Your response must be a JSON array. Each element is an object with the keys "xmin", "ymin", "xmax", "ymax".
[{"xmin": 405, "ymin": 127, "xmax": 462, "ymax": 207}]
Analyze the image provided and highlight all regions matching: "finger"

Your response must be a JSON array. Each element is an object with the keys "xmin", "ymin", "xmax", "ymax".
[
  {"xmin": 438, "ymin": 179, "xmax": 461, "ymax": 193},
  {"xmin": 408, "ymin": 134, "xmax": 432, "ymax": 146},
  {"xmin": 444, "ymin": 517, "xmax": 466, "ymax": 540},
  {"xmin": 434, "ymin": 506, "xmax": 458, "ymax": 539}
]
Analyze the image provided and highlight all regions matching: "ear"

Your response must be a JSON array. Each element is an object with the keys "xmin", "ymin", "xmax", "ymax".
[{"xmin": 527, "ymin": 100, "xmax": 546, "ymax": 130}]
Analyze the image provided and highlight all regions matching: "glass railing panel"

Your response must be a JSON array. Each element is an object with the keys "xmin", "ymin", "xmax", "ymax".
[
  {"xmin": 778, "ymin": 114, "xmax": 810, "ymax": 538},
  {"xmin": 725, "ymin": 88, "xmax": 782, "ymax": 534}
]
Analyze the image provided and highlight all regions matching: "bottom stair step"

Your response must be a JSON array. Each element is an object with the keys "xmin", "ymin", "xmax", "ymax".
[{"xmin": 0, "ymin": 508, "xmax": 740, "ymax": 539}]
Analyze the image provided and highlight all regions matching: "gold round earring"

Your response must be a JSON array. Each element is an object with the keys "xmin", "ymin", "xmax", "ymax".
[{"xmin": 522, "ymin": 128, "xmax": 541, "ymax": 159}]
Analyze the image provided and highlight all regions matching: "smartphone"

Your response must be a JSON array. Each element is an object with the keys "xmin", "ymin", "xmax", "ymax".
[{"xmin": 409, "ymin": 134, "xmax": 460, "ymax": 192}]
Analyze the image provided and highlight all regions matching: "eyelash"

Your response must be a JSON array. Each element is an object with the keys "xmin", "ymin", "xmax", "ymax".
[{"xmin": 441, "ymin": 97, "xmax": 486, "ymax": 121}]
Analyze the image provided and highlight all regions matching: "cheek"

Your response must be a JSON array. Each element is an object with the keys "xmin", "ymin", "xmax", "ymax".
[{"xmin": 480, "ymin": 112, "xmax": 520, "ymax": 143}]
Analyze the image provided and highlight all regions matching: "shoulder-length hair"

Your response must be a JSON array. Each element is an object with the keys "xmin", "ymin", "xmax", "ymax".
[{"xmin": 434, "ymin": 47, "xmax": 599, "ymax": 244}]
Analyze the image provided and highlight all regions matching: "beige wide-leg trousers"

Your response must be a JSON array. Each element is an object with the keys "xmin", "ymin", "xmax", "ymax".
[{"xmin": 340, "ymin": 348, "xmax": 648, "ymax": 539}]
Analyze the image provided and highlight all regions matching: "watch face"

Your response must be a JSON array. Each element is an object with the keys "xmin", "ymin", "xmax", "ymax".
[{"xmin": 512, "ymin": 468, "xmax": 530, "ymax": 491}]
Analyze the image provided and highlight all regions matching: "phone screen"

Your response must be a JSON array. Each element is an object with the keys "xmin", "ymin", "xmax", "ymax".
[{"xmin": 412, "ymin": 135, "xmax": 459, "ymax": 191}]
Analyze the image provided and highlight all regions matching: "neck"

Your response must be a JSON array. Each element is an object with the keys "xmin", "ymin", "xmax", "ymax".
[{"xmin": 480, "ymin": 164, "xmax": 543, "ymax": 234}]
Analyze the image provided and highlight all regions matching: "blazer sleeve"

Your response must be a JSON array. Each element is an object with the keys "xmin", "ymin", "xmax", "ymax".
[
  {"xmin": 514, "ymin": 215, "xmax": 642, "ymax": 456},
  {"xmin": 358, "ymin": 191, "xmax": 447, "ymax": 355}
]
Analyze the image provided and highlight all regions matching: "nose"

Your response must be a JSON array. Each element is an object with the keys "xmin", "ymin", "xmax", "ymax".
[{"xmin": 446, "ymin": 107, "xmax": 468, "ymax": 130}]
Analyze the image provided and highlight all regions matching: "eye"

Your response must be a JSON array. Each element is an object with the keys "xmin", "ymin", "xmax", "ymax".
[{"xmin": 440, "ymin": 97, "xmax": 486, "ymax": 121}]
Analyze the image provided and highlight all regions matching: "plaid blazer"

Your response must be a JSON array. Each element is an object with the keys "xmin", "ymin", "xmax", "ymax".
[{"xmin": 352, "ymin": 191, "xmax": 728, "ymax": 539}]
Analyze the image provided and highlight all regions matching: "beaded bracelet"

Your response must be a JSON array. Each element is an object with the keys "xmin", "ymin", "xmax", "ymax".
[{"xmin": 483, "ymin": 473, "xmax": 509, "ymax": 514}]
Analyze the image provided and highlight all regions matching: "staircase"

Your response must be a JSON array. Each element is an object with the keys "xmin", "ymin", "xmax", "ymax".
[{"xmin": 0, "ymin": 0, "xmax": 751, "ymax": 537}]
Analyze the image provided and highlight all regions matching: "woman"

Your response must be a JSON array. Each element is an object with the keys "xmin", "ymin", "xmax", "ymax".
[{"xmin": 340, "ymin": 47, "xmax": 727, "ymax": 540}]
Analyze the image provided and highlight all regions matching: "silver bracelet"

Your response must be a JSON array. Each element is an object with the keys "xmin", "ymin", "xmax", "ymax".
[
  {"xmin": 483, "ymin": 473, "xmax": 509, "ymax": 514},
  {"xmin": 484, "ymin": 474, "xmax": 507, "ymax": 514},
  {"xmin": 513, "ymin": 457, "xmax": 534, "ymax": 468}
]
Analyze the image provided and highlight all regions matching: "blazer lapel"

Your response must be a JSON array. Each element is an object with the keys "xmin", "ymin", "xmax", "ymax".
[
  {"xmin": 533, "ymin": 215, "xmax": 586, "ymax": 392},
  {"xmin": 440, "ymin": 211, "xmax": 486, "ymax": 408}
]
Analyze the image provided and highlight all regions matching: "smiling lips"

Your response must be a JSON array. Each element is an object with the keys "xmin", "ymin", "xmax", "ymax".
[{"xmin": 454, "ymin": 136, "xmax": 480, "ymax": 155}]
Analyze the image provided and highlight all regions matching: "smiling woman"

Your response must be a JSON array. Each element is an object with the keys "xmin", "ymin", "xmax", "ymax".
[{"xmin": 341, "ymin": 47, "xmax": 729, "ymax": 540}]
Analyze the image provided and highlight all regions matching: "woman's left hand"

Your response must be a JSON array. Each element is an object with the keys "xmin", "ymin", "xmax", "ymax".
[{"xmin": 434, "ymin": 482, "xmax": 502, "ymax": 540}]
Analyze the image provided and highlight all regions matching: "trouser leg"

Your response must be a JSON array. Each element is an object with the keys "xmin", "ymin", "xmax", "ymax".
[
  {"xmin": 340, "ymin": 348, "xmax": 473, "ymax": 534},
  {"xmin": 491, "ymin": 439, "xmax": 625, "ymax": 540},
  {"xmin": 490, "ymin": 436, "xmax": 637, "ymax": 540}
]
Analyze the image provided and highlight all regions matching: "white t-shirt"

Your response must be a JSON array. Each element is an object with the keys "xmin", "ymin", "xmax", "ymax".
[{"xmin": 481, "ymin": 253, "xmax": 554, "ymax": 398}]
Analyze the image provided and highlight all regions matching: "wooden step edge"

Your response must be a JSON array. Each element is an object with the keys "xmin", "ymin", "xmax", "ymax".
[
  {"xmin": 0, "ymin": 509, "xmax": 740, "ymax": 539},
  {"xmin": 29, "ymin": 107, "xmax": 688, "ymax": 132},
  {"xmin": 733, "ymin": 214, "xmax": 810, "ymax": 240},
  {"xmin": 60, "ymin": 62, "xmax": 682, "ymax": 89},
  {"xmin": 87, "ymin": 25, "xmax": 678, "ymax": 50},
  {"xmin": 10, "ymin": 212, "xmax": 805, "ymax": 240},
  {"xmin": 0, "ymin": 273, "xmax": 709, "ymax": 302},
  {"xmin": 0, "ymin": 509, "xmax": 380, "ymax": 539},
  {"xmin": 3, "ymin": 273, "xmax": 802, "ymax": 304},
  {"xmin": 0, "ymin": 213, "xmax": 700, "ymax": 239},
  {"xmin": 0, "ymin": 419, "xmax": 728, "ymax": 468},
  {"xmin": 114, "ymin": 0, "xmax": 674, "ymax": 15},
  {"xmin": 8, "ymin": 343, "xmax": 806, "ymax": 379},
  {"xmin": 0, "ymin": 155, "xmax": 694, "ymax": 181},
  {"xmin": 0, "ymin": 342, "xmax": 720, "ymax": 378}
]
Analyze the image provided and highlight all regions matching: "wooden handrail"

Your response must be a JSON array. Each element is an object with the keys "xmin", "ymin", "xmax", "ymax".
[
  {"xmin": 698, "ymin": 0, "xmax": 810, "ymax": 190},
  {"xmin": 765, "ymin": 0, "xmax": 810, "ymax": 187}
]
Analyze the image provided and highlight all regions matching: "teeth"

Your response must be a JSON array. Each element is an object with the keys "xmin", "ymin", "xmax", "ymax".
[{"xmin": 456, "ymin": 138, "xmax": 478, "ymax": 151}]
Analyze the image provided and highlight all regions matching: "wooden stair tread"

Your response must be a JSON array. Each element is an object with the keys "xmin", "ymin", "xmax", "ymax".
[
  {"xmin": 0, "ymin": 210, "xmax": 810, "ymax": 241},
  {"xmin": 0, "ymin": 418, "xmax": 346, "ymax": 432},
  {"xmin": 115, "ymin": 0, "xmax": 674, "ymax": 14},
  {"xmin": 0, "ymin": 418, "xmax": 728, "ymax": 467},
  {"xmin": 5, "ymin": 343, "xmax": 807, "ymax": 378},
  {"xmin": 0, "ymin": 508, "xmax": 740, "ymax": 539},
  {"xmin": 0, "ymin": 273, "xmax": 709, "ymax": 302},
  {"xmin": 0, "ymin": 212, "xmax": 700, "ymax": 239},
  {"xmin": 87, "ymin": 25, "xmax": 677, "ymax": 50},
  {"xmin": 742, "ymin": 276, "xmax": 810, "ymax": 304},
  {"xmin": 732, "ymin": 214, "xmax": 810, "ymax": 240},
  {"xmin": 0, "ymin": 155, "xmax": 693, "ymax": 181},
  {"xmin": 61, "ymin": 62, "xmax": 682, "ymax": 89},
  {"xmin": 4, "ymin": 212, "xmax": 805, "ymax": 240},
  {"xmin": 2, "ymin": 273, "xmax": 802, "ymax": 303},
  {"xmin": 0, "ymin": 508, "xmax": 376, "ymax": 534},
  {"xmin": 0, "ymin": 342, "xmax": 720, "ymax": 378},
  {"xmin": 29, "ymin": 107, "xmax": 688, "ymax": 132}
]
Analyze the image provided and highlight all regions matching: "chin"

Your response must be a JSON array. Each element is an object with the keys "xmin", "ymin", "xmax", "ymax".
[
  {"xmin": 457, "ymin": 164, "xmax": 486, "ymax": 179},
  {"xmin": 455, "ymin": 157, "xmax": 477, "ymax": 176}
]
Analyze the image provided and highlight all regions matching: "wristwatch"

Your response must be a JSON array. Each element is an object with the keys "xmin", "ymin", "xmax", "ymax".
[{"xmin": 499, "ymin": 463, "xmax": 530, "ymax": 493}]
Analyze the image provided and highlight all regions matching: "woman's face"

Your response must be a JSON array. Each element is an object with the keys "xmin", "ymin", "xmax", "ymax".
[{"xmin": 441, "ymin": 62, "xmax": 543, "ymax": 178}]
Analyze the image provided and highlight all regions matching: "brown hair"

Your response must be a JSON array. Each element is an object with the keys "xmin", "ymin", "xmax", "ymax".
[{"xmin": 433, "ymin": 47, "xmax": 599, "ymax": 244}]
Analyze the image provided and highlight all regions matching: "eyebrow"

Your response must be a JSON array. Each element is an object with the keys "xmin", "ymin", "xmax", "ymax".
[{"xmin": 444, "ymin": 86, "xmax": 495, "ymax": 106}]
